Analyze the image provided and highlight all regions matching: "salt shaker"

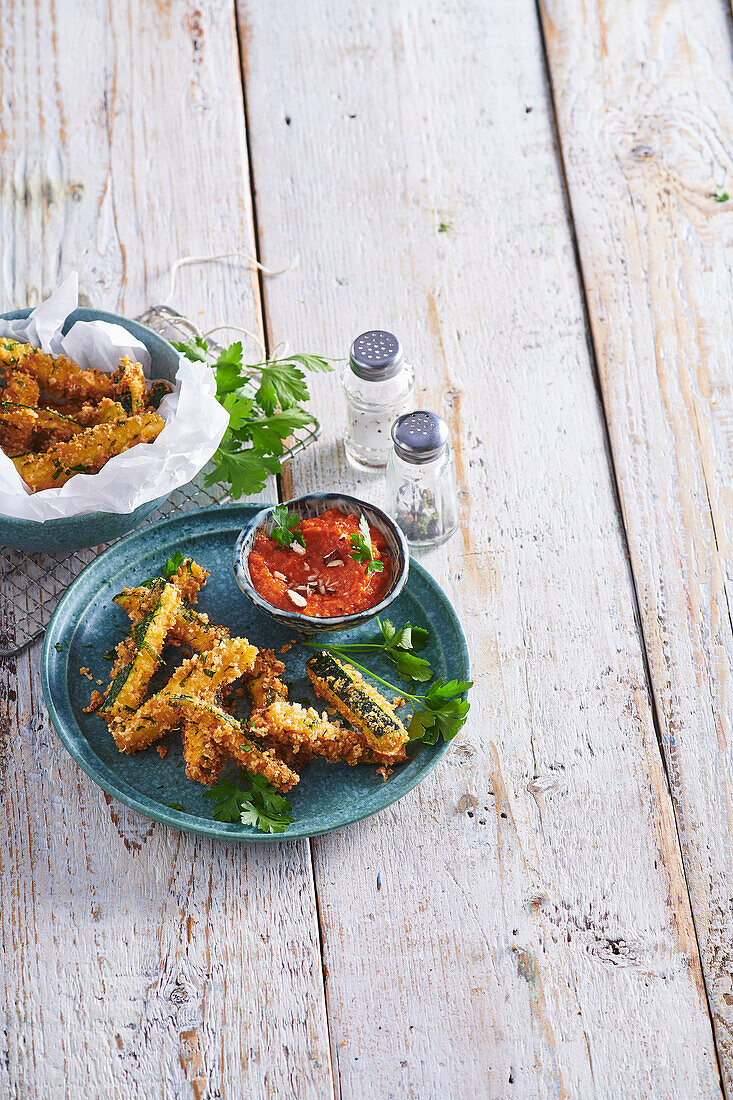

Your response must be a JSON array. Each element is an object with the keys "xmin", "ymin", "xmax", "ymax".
[
  {"xmin": 342, "ymin": 330, "xmax": 415, "ymax": 470},
  {"xmin": 386, "ymin": 411, "xmax": 459, "ymax": 547}
]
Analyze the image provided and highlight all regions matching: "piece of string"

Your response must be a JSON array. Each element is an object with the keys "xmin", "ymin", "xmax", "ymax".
[
  {"xmin": 200, "ymin": 324, "xmax": 266, "ymax": 361},
  {"xmin": 162, "ymin": 250, "xmax": 300, "ymax": 307},
  {"xmin": 161, "ymin": 251, "xmax": 298, "ymax": 362}
]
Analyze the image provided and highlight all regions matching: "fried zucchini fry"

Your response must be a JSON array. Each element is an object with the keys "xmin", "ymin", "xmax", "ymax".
[
  {"xmin": 195, "ymin": 702, "xmax": 299, "ymax": 793},
  {"xmin": 33, "ymin": 406, "xmax": 85, "ymax": 445},
  {"xmin": 111, "ymin": 638, "xmax": 257, "ymax": 753},
  {"xmin": 305, "ymin": 651, "xmax": 409, "ymax": 757},
  {"xmin": 101, "ymin": 579, "xmax": 182, "ymax": 723},
  {"xmin": 20, "ymin": 349, "xmax": 115, "ymax": 400},
  {"xmin": 113, "ymin": 357, "xmax": 147, "ymax": 413},
  {"xmin": 169, "ymin": 557, "xmax": 209, "ymax": 604},
  {"xmin": 12, "ymin": 409, "xmax": 163, "ymax": 491}
]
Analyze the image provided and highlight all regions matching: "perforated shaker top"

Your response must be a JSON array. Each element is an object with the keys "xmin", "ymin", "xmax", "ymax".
[
  {"xmin": 349, "ymin": 330, "xmax": 404, "ymax": 380},
  {"xmin": 391, "ymin": 410, "xmax": 449, "ymax": 464}
]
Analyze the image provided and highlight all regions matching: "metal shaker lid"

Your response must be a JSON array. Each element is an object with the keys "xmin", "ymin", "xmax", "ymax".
[
  {"xmin": 391, "ymin": 410, "xmax": 449, "ymax": 464},
  {"xmin": 349, "ymin": 330, "xmax": 404, "ymax": 380}
]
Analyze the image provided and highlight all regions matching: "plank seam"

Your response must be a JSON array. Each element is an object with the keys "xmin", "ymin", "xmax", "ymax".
[
  {"xmin": 532, "ymin": 1, "xmax": 726, "ymax": 1091},
  {"xmin": 233, "ymin": 7, "xmax": 337, "ymax": 1095}
]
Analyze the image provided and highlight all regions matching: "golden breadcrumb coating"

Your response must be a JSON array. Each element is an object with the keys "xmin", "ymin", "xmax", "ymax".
[
  {"xmin": 75, "ymin": 398, "xmax": 127, "ymax": 427},
  {"xmin": 0, "ymin": 338, "xmax": 34, "ymax": 367},
  {"xmin": 252, "ymin": 698, "xmax": 407, "ymax": 769},
  {"xmin": 244, "ymin": 648, "xmax": 289, "ymax": 709},
  {"xmin": 101, "ymin": 580, "xmax": 182, "ymax": 723},
  {"xmin": 3, "ymin": 369, "xmax": 39, "ymax": 407},
  {"xmin": 180, "ymin": 717, "xmax": 226, "ymax": 786},
  {"xmin": 0, "ymin": 402, "xmax": 37, "ymax": 457}
]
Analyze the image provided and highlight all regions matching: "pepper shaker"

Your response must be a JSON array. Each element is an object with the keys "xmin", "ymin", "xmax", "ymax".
[
  {"xmin": 385, "ymin": 411, "xmax": 459, "ymax": 547},
  {"xmin": 342, "ymin": 330, "xmax": 415, "ymax": 470}
]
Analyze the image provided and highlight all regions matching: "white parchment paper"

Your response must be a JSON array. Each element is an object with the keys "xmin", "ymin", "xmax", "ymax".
[{"xmin": 0, "ymin": 274, "xmax": 229, "ymax": 520}]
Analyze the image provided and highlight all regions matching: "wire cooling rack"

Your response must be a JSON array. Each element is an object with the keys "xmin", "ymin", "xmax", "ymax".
[{"xmin": 0, "ymin": 306, "xmax": 321, "ymax": 658}]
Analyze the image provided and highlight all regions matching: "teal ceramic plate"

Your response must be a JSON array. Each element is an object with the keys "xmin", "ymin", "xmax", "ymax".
[{"xmin": 41, "ymin": 504, "xmax": 470, "ymax": 840}]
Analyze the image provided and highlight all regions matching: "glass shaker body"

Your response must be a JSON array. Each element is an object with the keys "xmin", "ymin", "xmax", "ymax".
[
  {"xmin": 386, "ymin": 436, "xmax": 459, "ymax": 548},
  {"xmin": 342, "ymin": 331, "xmax": 414, "ymax": 471}
]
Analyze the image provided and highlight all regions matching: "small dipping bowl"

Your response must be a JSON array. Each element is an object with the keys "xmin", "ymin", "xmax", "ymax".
[{"xmin": 232, "ymin": 492, "xmax": 409, "ymax": 635}]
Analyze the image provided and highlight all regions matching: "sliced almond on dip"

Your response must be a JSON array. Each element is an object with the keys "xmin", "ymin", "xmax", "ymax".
[
  {"xmin": 326, "ymin": 560, "xmax": 344, "ymax": 567},
  {"xmin": 291, "ymin": 543, "xmax": 306, "ymax": 556},
  {"xmin": 287, "ymin": 589, "xmax": 308, "ymax": 608},
  {"xmin": 273, "ymin": 570, "xmax": 287, "ymax": 582}
]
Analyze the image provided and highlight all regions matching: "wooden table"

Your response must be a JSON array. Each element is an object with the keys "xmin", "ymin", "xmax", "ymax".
[{"xmin": 1, "ymin": 0, "xmax": 732, "ymax": 1096}]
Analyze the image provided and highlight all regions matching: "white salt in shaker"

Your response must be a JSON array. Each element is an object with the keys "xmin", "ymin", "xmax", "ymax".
[
  {"xmin": 386, "ymin": 411, "xmax": 459, "ymax": 547},
  {"xmin": 342, "ymin": 330, "xmax": 415, "ymax": 470}
]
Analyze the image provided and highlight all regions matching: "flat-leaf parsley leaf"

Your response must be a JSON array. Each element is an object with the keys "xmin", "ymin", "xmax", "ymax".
[{"xmin": 350, "ymin": 515, "xmax": 384, "ymax": 574}]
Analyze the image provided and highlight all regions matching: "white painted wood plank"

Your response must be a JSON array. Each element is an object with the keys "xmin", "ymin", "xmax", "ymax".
[
  {"xmin": 538, "ymin": 0, "xmax": 733, "ymax": 1091},
  {"xmin": 0, "ymin": 2, "xmax": 332, "ymax": 1097},
  {"xmin": 239, "ymin": 0, "xmax": 721, "ymax": 1095}
]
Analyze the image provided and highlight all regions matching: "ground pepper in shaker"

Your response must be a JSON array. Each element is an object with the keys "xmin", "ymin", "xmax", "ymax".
[
  {"xmin": 342, "ymin": 330, "xmax": 415, "ymax": 470},
  {"xmin": 386, "ymin": 411, "xmax": 459, "ymax": 547}
]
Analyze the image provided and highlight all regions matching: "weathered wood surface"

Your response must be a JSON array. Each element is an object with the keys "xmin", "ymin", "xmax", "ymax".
[
  {"xmin": 1, "ymin": 0, "xmax": 730, "ymax": 1095},
  {"xmin": 241, "ymin": 0, "xmax": 721, "ymax": 1096},
  {"xmin": 539, "ymin": 0, "xmax": 733, "ymax": 1091},
  {"xmin": 0, "ymin": 2, "xmax": 333, "ymax": 1098}
]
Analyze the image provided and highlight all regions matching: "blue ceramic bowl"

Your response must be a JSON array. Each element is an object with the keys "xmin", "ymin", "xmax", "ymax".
[
  {"xmin": 233, "ymin": 492, "xmax": 409, "ymax": 635},
  {"xmin": 0, "ymin": 307, "xmax": 181, "ymax": 553}
]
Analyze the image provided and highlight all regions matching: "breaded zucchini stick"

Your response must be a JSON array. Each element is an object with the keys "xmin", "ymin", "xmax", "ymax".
[
  {"xmin": 12, "ymin": 409, "xmax": 163, "ymax": 491},
  {"xmin": 306, "ymin": 652, "xmax": 409, "ymax": 757},
  {"xmin": 101, "ymin": 579, "xmax": 182, "ymax": 723},
  {"xmin": 113, "ymin": 357, "xmax": 147, "ymax": 413},
  {"xmin": 195, "ymin": 702, "xmax": 300, "ymax": 793},
  {"xmin": 111, "ymin": 638, "xmax": 257, "ymax": 753},
  {"xmin": 19, "ymin": 349, "xmax": 115, "ymax": 401}
]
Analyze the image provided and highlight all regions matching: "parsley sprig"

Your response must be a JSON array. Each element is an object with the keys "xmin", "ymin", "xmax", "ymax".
[
  {"xmin": 270, "ymin": 504, "xmax": 305, "ymax": 550},
  {"xmin": 304, "ymin": 618, "xmax": 472, "ymax": 744},
  {"xmin": 714, "ymin": 184, "xmax": 730, "ymax": 202},
  {"xmin": 204, "ymin": 770, "xmax": 294, "ymax": 834},
  {"xmin": 173, "ymin": 338, "xmax": 335, "ymax": 498},
  {"xmin": 162, "ymin": 551, "xmax": 184, "ymax": 578},
  {"xmin": 350, "ymin": 515, "xmax": 383, "ymax": 574}
]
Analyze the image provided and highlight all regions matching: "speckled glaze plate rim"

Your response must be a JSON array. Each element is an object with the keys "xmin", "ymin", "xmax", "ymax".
[{"xmin": 41, "ymin": 504, "xmax": 470, "ymax": 841}]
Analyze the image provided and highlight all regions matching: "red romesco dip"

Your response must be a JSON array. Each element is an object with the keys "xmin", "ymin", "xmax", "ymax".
[{"xmin": 248, "ymin": 507, "xmax": 392, "ymax": 616}]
